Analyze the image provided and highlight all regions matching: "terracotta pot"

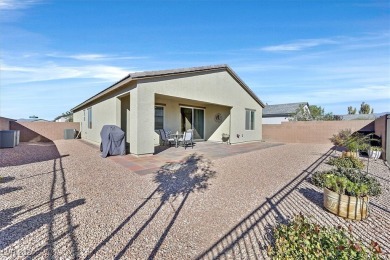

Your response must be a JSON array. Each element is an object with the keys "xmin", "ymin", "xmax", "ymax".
[
  {"xmin": 342, "ymin": 151, "xmax": 358, "ymax": 158},
  {"xmin": 323, "ymin": 187, "xmax": 369, "ymax": 220}
]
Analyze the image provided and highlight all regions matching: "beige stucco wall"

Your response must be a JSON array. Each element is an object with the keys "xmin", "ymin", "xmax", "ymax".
[
  {"xmin": 73, "ymin": 82, "xmax": 136, "ymax": 145},
  {"xmin": 135, "ymin": 69, "xmax": 262, "ymax": 154},
  {"xmin": 74, "ymin": 69, "xmax": 263, "ymax": 155}
]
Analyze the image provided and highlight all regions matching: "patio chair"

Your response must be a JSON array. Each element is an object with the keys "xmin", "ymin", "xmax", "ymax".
[
  {"xmin": 159, "ymin": 129, "xmax": 175, "ymax": 146},
  {"xmin": 180, "ymin": 130, "xmax": 193, "ymax": 149}
]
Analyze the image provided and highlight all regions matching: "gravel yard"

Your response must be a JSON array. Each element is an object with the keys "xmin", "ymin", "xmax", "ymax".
[{"xmin": 0, "ymin": 140, "xmax": 389, "ymax": 259}]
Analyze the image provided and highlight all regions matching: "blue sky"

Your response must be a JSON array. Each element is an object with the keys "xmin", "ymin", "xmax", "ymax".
[{"xmin": 1, "ymin": 0, "xmax": 389, "ymax": 120}]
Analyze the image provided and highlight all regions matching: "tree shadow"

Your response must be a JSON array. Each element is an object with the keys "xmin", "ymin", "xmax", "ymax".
[{"xmin": 85, "ymin": 153, "xmax": 215, "ymax": 260}]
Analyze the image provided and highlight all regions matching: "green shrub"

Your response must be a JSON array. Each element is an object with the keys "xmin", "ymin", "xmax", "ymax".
[
  {"xmin": 330, "ymin": 129, "xmax": 352, "ymax": 146},
  {"xmin": 324, "ymin": 174, "xmax": 369, "ymax": 197},
  {"xmin": 328, "ymin": 156, "xmax": 364, "ymax": 170},
  {"xmin": 267, "ymin": 214, "xmax": 382, "ymax": 259},
  {"xmin": 310, "ymin": 168, "xmax": 381, "ymax": 197}
]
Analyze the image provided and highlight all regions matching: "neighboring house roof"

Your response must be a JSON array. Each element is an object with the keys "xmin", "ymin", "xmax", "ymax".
[
  {"xmin": 17, "ymin": 118, "xmax": 49, "ymax": 122},
  {"xmin": 71, "ymin": 64, "xmax": 265, "ymax": 111},
  {"xmin": 263, "ymin": 102, "xmax": 309, "ymax": 117},
  {"xmin": 340, "ymin": 113, "xmax": 382, "ymax": 121}
]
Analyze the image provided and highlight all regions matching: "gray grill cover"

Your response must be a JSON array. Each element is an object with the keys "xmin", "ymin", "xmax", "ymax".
[{"xmin": 100, "ymin": 125, "xmax": 126, "ymax": 158}]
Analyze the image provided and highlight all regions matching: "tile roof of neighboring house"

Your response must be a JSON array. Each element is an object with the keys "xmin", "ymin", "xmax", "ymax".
[
  {"xmin": 71, "ymin": 64, "xmax": 265, "ymax": 111},
  {"xmin": 263, "ymin": 102, "xmax": 309, "ymax": 117},
  {"xmin": 17, "ymin": 118, "xmax": 49, "ymax": 122},
  {"xmin": 340, "ymin": 113, "xmax": 381, "ymax": 120}
]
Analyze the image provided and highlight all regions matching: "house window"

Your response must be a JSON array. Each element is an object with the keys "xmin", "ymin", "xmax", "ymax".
[
  {"xmin": 83, "ymin": 109, "xmax": 85, "ymax": 121},
  {"xmin": 245, "ymin": 109, "xmax": 255, "ymax": 130},
  {"xmin": 87, "ymin": 107, "xmax": 92, "ymax": 129},
  {"xmin": 155, "ymin": 106, "xmax": 164, "ymax": 130}
]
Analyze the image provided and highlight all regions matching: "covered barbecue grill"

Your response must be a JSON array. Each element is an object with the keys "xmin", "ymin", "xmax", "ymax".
[{"xmin": 100, "ymin": 125, "xmax": 126, "ymax": 158}]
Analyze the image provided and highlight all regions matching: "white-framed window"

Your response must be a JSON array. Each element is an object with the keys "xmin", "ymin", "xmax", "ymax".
[
  {"xmin": 245, "ymin": 109, "xmax": 255, "ymax": 130},
  {"xmin": 155, "ymin": 106, "xmax": 164, "ymax": 130},
  {"xmin": 87, "ymin": 107, "xmax": 92, "ymax": 129}
]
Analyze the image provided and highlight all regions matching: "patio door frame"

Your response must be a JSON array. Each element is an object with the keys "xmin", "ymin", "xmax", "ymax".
[{"xmin": 180, "ymin": 105, "xmax": 205, "ymax": 141}]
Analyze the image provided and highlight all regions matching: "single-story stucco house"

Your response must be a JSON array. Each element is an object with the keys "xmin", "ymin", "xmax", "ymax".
[
  {"xmin": 71, "ymin": 64, "xmax": 265, "ymax": 155},
  {"xmin": 262, "ymin": 102, "xmax": 309, "ymax": 124}
]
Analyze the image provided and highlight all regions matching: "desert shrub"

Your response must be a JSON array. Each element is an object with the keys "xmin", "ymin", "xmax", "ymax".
[
  {"xmin": 328, "ymin": 156, "xmax": 364, "ymax": 170},
  {"xmin": 330, "ymin": 129, "xmax": 352, "ymax": 146},
  {"xmin": 268, "ymin": 214, "xmax": 382, "ymax": 259},
  {"xmin": 310, "ymin": 168, "xmax": 381, "ymax": 197}
]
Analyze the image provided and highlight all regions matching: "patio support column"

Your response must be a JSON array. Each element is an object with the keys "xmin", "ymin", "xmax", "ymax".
[{"xmin": 129, "ymin": 87, "xmax": 155, "ymax": 155}]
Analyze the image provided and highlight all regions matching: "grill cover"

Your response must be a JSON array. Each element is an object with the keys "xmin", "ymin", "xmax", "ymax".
[{"xmin": 100, "ymin": 125, "xmax": 126, "ymax": 158}]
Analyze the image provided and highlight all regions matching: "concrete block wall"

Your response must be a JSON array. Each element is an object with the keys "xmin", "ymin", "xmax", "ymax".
[
  {"xmin": 263, "ymin": 120, "xmax": 375, "ymax": 144},
  {"xmin": 0, "ymin": 117, "xmax": 13, "ymax": 130},
  {"xmin": 10, "ymin": 122, "xmax": 80, "ymax": 142}
]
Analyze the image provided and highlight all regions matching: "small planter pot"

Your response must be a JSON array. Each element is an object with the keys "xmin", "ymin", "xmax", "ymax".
[
  {"xmin": 342, "ymin": 151, "xmax": 358, "ymax": 158},
  {"xmin": 368, "ymin": 150, "xmax": 382, "ymax": 160},
  {"xmin": 221, "ymin": 134, "xmax": 230, "ymax": 144},
  {"xmin": 323, "ymin": 187, "xmax": 369, "ymax": 220}
]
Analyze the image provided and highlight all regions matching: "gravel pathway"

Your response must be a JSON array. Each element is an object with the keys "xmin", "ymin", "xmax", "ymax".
[{"xmin": 0, "ymin": 140, "xmax": 389, "ymax": 259}]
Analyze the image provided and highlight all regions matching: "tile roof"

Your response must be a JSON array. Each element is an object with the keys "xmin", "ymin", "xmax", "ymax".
[
  {"xmin": 262, "ymin": 102, "xmax": 308, "ymax": 116},
  {"xmin": 71, "ymin": 64, "xmax": 265, "ymax": 111}
]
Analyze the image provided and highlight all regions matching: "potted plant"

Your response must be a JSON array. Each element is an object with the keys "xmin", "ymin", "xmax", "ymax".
[
  {"xmin": 221, "ymin": 133, "xmax": 230, "ymax": 143},
  {"xmin": 323, "ymin": 174, "xmax": 369, "ymax": 220},
  {"xmin": 344, "ymin": 141, "xmax": 359, "ymax": 158},
  {"xmin": 368, "ymin": 146, "xmax": 383, "ymax": 160},
  {"xmin": 311, "ymin": 168, "xmax": 381, "ymax": 220}
]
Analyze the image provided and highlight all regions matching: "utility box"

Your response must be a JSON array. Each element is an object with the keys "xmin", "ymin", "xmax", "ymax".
[
  {"xmin": 64, "ymin": 129, "xmax": 76, "ymax": 139},
  {"xmin": 0, "ymin": 130, "xmax": 19, "ymax": 148}
]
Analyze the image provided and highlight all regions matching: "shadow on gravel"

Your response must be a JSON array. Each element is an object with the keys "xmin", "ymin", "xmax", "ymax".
[
  {"xmin": 85, "ymin": 153, "xmax": 215, "ymax": 260},
  {"xmin": 0, "ymin": 176, "xmax": 15, "ymax": 183},
  {"xmin": 298, "ymin": 187, "xmax": 323, "ymax": 208},
  {"xmin": 196, "ymin": 148, "xmax": 390, "ymax": 259},
  {"xmin": 0, "ymin": 186, "xmax": 22, "ymax": 196},
  {"xmin": 0, "ymin": 142, "xmax": 68, "ymax": 167},
  {"xmin": 195, "ymin": 148, "xmax": 331, "ymax": 259},
  {"xmin": 0, "ymin": 156, "xmax": 85, "ymax": 259}
]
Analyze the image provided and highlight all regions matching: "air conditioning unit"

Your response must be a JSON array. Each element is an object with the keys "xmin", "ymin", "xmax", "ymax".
[
  {"xmin": 0, "ymin": 130, "xmax": 19, "ymax": 148},
  {"xmin": 64, "ymin": 129, "xmax": 76, "ymax": 139}
]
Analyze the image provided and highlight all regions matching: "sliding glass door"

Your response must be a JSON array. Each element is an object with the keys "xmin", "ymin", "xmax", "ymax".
[{"xmin": 180, "ymin": 107, "xmax": 204, "ymax": 139}]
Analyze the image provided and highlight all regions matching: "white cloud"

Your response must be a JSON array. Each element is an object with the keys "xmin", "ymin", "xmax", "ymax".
[
  {"xmin": 46, "ymin": 53, "xmax": 148, "ymax": 61},
  {"xmin": 1, "ymin": 63, "xmax": 133, "ymax": 83},
  {"xmin": 261, "ymin": 38, "xmax": 338, "ymax": 52},
  {"xmin": 0, "ymin": 0, "xmax": 39, "ymax": 10}
]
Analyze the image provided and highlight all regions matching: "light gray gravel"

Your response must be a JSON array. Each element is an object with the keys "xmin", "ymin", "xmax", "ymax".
[{"xmin": 0, "ymin": 140, "xmax": 389, "ymax": 259}]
